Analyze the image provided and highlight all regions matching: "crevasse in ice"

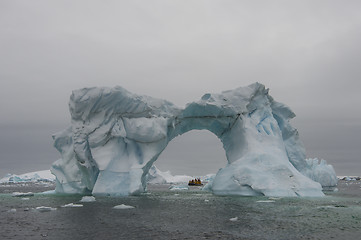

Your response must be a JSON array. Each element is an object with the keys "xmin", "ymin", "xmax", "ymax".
[{"xmin": 51, "ymin": 83, "xmax": 337, "ymax": 197}]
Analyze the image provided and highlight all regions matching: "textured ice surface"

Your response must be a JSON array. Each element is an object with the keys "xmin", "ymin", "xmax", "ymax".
[{"xmin": 51, "ymin": 83, "xmax": 337, "ymax": 197}]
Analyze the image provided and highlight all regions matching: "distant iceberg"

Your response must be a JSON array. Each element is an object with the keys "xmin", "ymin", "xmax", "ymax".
[
  {"xmin": 50, "ymin": 83, "xmax": 338, "ymax": 197},
  {"xmin": 0, "ymin": 167, "xmax": 192, "ymax": 185},
  {"xmin": 0, "ymin": 170, "xmax": 55, "ymax": 184},
  {"xmin": 146, "ymin": 165, "xmax": 192, "ymax": 184}
]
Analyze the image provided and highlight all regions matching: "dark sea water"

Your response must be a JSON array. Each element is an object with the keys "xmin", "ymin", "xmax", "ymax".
[{"xmin": 1, "ymin": 181, "xmax": 361, "ymax": 240}]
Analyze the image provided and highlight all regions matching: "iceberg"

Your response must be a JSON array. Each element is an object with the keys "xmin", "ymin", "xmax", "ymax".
[
  {"xmin": 146, "ymin": 165, "xmax": 192, "ymax": 184},
  {"xmin": 80, "ymin": 196, "xmax": 96, "ymax": 202},
  {"xmin": 51, "ymin": 83, "xmax": 337, "ymax": 197},
  {"xmin": 0, "ymin": 170, "xmax": 55, "ymax": 183}
]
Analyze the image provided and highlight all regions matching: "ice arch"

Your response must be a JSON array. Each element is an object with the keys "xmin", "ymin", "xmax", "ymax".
[{"xmin": 51, "ymin": 83, "xmax": 337, "ymax": 197}]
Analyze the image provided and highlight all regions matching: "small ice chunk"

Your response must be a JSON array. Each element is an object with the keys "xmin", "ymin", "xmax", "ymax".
[
  {"xmin": 256, "ymin": 200, "xmax": 275, "ymax": 203},
  {"xmin": 113, "ymin": 204, "xmax": 135, "ymax": 209},
  {"xmin": 169, "ymin": 184, "xmax": 189, "ymax": 191},
  {"xmin": 8, "ymin": 209, "xmax": 17, "ymax": 213},
  {"xmin": 204, "ymin": 199, "xmax": 209, "ymax": 202},
  {"xmin": 80, "ymin": 196, "xmax": 96, "ymax": 202},
  {"xmin": 36, "ymin": 206, "xmax": 57, "ymax": 212},
  {"xmin": 268, "ymin": 197, "xmax": 281, "ymax": 200},
  {"xmin": 12, "ymin": 192, "xmax": 34, "ymax": 197},
  {"xmin": 21, "ymin": 198, "xmax": 30, "ymax": 200},
  {"xmin": 229, "ymin": 217, "xmax": 238, "ymax": 221},
  {"xmin": 61, "ymin": 203, "xmax": 83, "ymax": 208}
]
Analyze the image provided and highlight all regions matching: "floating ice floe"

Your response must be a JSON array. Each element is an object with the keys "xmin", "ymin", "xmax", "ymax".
[
  {"xmin": 229, "ymin": 217, "xmax": 238, "ymax": 222},
  {"xmin": 61, "ymin": 203, "xmax": 83, "ymax": 208},
  {"xmin": 256, "ymin": 200, "xmax": 276, "ymax": 203},
  {"xmin": 113, "ymin": 204, "xmax": 135, "ymax": 209},
  {"xmin": 80, "ymin": 196, "xmax": 96, "ymax": 202},
  {"xmin": 268, "ymin": 197, "xmax": 281, "ymax": 200},
  {"xmin": 169, "ymin": 184, "xmax": 189, "ymax": 191},
  {"xmin": 36, "ymin": 206, "xmax": 57, "ymax": 212},
  {"xmin": 12, "ymin": 192, "xmax": 34, "ymax": 197}
]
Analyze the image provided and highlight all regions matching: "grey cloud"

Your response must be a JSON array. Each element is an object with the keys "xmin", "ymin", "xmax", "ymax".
[{"xmin": 0, "ymin": 0, "xmax": 360, "ymax": 176}]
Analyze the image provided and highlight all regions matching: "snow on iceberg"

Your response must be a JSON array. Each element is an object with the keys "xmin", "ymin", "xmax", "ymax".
[{"xmin": 51, "ymin": 83, "xmax": 337, "ymax": 197}]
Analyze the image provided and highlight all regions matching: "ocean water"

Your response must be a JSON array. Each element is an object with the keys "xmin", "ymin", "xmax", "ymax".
[{"xmin": 1, "ymin": 181, "xmax": 361, "ymax": 240}]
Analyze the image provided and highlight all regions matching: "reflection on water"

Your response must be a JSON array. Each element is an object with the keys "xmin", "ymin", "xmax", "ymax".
[{"xmin": 1, "ymin": 181, "xmax": 361, "ymax": 239}]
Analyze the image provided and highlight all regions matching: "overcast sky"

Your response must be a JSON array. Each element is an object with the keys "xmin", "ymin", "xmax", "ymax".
[{"xmin": 0, "ymin": 0, "xmax": 360, "ymax": 177}]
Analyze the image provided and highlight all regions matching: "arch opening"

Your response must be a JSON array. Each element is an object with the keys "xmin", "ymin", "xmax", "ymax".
[{"xmin": 155, "ymin": 130, "xmax": 228, "ymax": 177}]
